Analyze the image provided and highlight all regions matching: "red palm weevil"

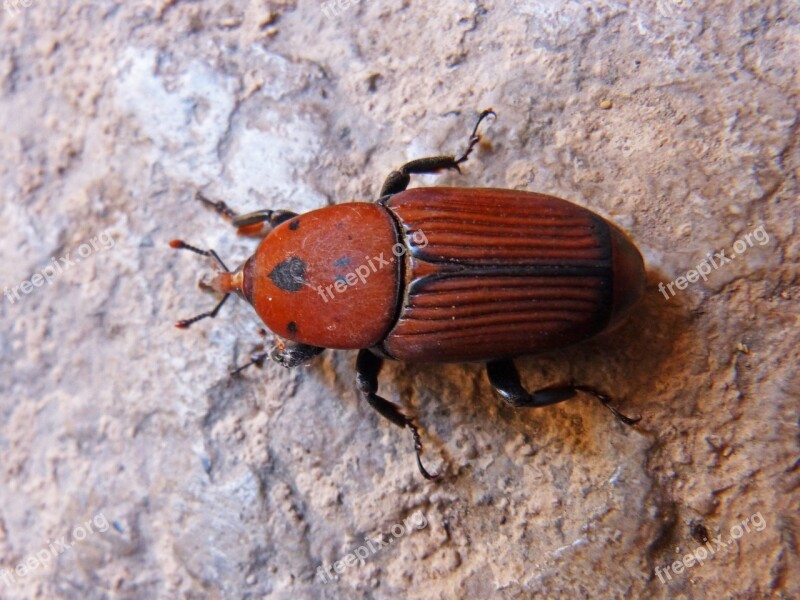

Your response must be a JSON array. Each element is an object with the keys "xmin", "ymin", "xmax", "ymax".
[{"xmin": 171, "ymin": 109, "xmax": 646, "ymax": 479}]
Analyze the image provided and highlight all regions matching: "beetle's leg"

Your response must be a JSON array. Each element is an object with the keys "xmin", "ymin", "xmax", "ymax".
[
  {"xmin": 486, "ymin": 360, "xmax": 641, "ymax": 426},
  {"xmin": 270, "ymin": 340, "xmax": 325, "ymax": 368},
  {"xmin": 232, "ymin": 209, "xmax": 298, "ymax": 237},
  {"xmin": 571, "ymin": 385, "xmax": 642, "ymax": 426},
  {"xmin": 356, "ymin": 350, "xmax": 441, "ymax": 480},
  {"xmin": 380, "ymin": 156, "xmax": 462, "ymax": 197},
  {"xmin": 196, "ymin": 191, "xmax": 298, "ymax": 237},
  {"xmin": 378, "ymin": 108, "xmax": 496, "ymax": 197},
  {"xmin": 230, "ymin": 351, "xmax": 269, "ymax": 376},
  {"xmin": 452, "ymin": 107, "xmax": 496, "ymax": 165}
]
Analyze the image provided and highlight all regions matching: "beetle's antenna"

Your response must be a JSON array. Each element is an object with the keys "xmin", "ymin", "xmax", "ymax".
[
  {"xmin": 170, "ymin": 239, "xmax": 232, "ymax": 329},
  {"xmin": 169, "ymin": 240, "xmax": 230, "ymax": 272},
  {"xmin": 174, "ymin": 294, "xmax": 230, "ymax": 329}
]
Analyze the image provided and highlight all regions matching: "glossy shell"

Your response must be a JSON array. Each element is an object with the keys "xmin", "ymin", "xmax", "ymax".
[
  {"xmin": 379, "ymin": 187, "xmax": 645, "ymax": 362},
  {"xmin": 246, "ymin": 203, "xmax": 400, "ymax": 349},
  {"xmin": 244, "ymin": 188, "xmax": 645, "ymax": 362}
]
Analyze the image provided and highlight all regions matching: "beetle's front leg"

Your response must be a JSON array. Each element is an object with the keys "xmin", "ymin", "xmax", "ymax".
[
  {"xmin": 196, "ymin": 191, "xmax": 298, "ymax": 237},
  {"xmin": 230, "ymin": 341, "xmax": 324, "ymax": 375},
  {"xmin": 271, "ymin": 340, "xmax": 326, "ymax": 368},
  {"xmin": 378, "ymin": 108, "xmax": 495, "ymax": 197},
  {"xmin": 486, "ymin": 360, "xmax": 641, "ymax": 426},
  {"xmin": 355, "ymin": 350, "xmax": 440, "ymax": 480},
  {"xmin": 230, "ymin": 351, "xmax": 268, "ymax": 376}
]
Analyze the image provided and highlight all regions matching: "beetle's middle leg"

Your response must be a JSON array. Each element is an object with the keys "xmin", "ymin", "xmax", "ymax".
[
  {"xmin": 486, "ymin": 359, "xmax": 641, "ymax": 426},
  {"xmin": 356, "ymin": 350, "xmax": 440, "ymax": 480},
  {"xmin": 379, "ymin": 108, "xmax": 496, "ymax": 197},
  {"xmin": 196, "ymin": 191, "xmax": 298, "ymax": 237}
]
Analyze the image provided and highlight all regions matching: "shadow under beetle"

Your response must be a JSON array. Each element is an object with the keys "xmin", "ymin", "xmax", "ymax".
[{"xmin": 171, "ymin": 109, "xmax": 646, "ymax": 479}]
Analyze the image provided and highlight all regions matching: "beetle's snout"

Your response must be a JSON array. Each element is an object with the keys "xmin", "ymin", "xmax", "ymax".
[
  {"xmin": 608, "ymin": 224, "xmax": 646, "ymax": 328},
  {"xmin": 209, "ymin": 271, "xmax": 238, "ymax": 295},
  {"xmin": 203, "ymin": 257, "xmax": 255, "ymax": 304}
]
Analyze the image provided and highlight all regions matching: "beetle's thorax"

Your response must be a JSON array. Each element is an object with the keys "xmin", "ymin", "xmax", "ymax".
[
  {"xmin": 246, "ymin": 204, "xmax": 401, "ymax": 349},
  {"xmin": 241, "ymin": 255, "xmax": 255, "ymax": 303}
]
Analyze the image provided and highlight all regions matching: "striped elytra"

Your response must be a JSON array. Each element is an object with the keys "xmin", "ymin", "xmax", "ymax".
[{"xmin": 380, "ymin": 187, "xmax": 645, "ymax": 362}]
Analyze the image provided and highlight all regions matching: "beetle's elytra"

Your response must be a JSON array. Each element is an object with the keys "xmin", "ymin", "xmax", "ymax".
[{"xmin": 171, "ymin": 110, "xmax": 646, "ymax": 479}]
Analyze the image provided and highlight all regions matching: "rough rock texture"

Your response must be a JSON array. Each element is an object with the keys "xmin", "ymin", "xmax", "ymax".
[{"xmin": 1, "ymin": 1, "xmax": 798, "ymax": 598}]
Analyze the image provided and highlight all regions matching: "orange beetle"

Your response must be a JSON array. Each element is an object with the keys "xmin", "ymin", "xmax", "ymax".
[{"xmin": 171, "ymin": 110, "xmax": 645, "ymax": 479}]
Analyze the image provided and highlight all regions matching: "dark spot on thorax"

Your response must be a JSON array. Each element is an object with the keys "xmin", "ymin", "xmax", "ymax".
[{"xmin": 269, "ymin": 257, "xmax": 306, "ymax": 292}]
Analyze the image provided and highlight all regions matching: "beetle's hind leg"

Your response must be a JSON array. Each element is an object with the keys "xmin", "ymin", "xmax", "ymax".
[
  {"xmin": 196, "ymin": 191, "xmax": 298, "ymax": 237},
  {"xmin": 378, "ymin": 108, "xmax": 496, "ymax": 197},
  {"xmin": 486, "ymin": 360, "xmax": 641, "ymax": 426},
  {"xmin": 356, "ymin": 350, "xmax": 440, "ymax": 480}
]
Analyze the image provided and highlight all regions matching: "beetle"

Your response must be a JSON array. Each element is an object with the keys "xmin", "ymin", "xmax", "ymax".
[{"xmin": 170, "ymin": 109, "xmax": 646, "ymax": 479}]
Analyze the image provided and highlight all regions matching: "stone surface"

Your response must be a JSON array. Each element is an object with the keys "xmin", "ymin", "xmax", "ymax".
[{"xmin": 1, "ymin": 1, "xmax": 797, "ymax": 598}]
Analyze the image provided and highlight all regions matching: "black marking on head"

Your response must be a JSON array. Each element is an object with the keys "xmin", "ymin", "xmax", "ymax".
[
  {"xmin": 288, "ymin": 219, "xmax": 300, "ymax": 231},
  {"xmin": 287, "ymin": 321, "xmax": 298, "ymax": 334},
  {"xmin": 268, "ymin": 257, "xmax": 306, "ymax": 292}
]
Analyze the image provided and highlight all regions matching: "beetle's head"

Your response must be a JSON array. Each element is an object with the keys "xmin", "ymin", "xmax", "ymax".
[
  {"xmin": 208, "ymin": 256, "xmax": 255, "ymax": 302},
  {"xmin": 206, "ymin": 263, "xmax": 238, "ymax": 296},
  {"xmin": 169, "ymin": 240, "xmax": 255, "ymax": 328}
]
